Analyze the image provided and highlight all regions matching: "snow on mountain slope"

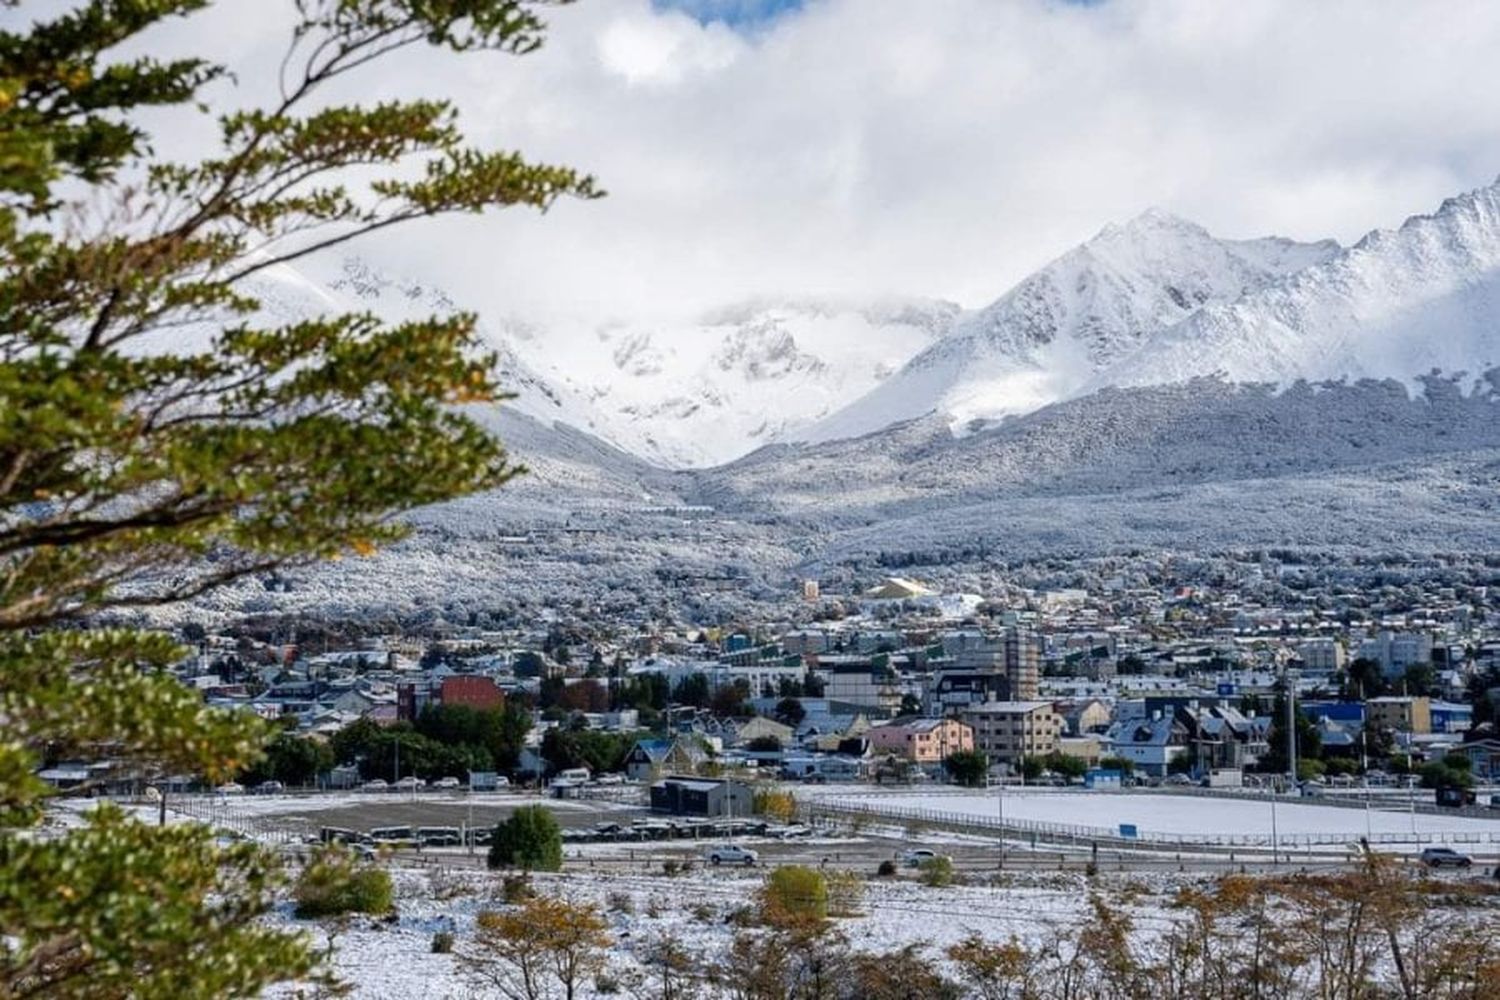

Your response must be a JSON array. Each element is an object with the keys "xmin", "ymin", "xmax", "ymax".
[
  {"xmin": 326, "ymin": 258, "xmax": 627, "ymax": 442},
  {"xmin": 1095, "ymin": 178, "xmax": 1500, "ymax": 393},
  {"xmin": 802, "ymin": 211, "xmax": 1340, "ymax": 443},
  {"xmin": 517, "ymin": 298, "xmax": 959, "ymax": 468},
  {"xmin": 702, "ymin": 373, "xmax": 1500, "ymax": 520}
]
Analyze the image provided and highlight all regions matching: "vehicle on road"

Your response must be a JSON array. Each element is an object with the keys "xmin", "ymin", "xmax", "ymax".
[
  {"xmin": 370, "ymin": 825, "xmax": 414, "ymax": 843},
  {"xmin": 393, "ymin": 776, "xmax": 426, "ymax": 791},
  {"xmin": 253, "ymin": 780, "xmax": 285, "ymax": 795},
  {"xmin": 1419, "ymin": 847, "xmax": 1473, "ymax": 869},
  {"xmin": 431, "ymin": 776, "xmax": 462, "ymax": 790},
  {"xmin": 416, "ymin": 826, "xmax": 462, "ymax": 846},
  {"xmin": 1165, "ymin": 774, "xmax": 1193, "ymax": 787},
  {"xmin": 705, "ymin": 844, "xmax": 758, "ymax": 866},
  {"xmin": 216, "ymin": 782, "xmax": 245, "ymax": 795},
  {"xmin": 899, "ymin": 848, "xmax": 949, "ymax": 868},
  {"xmin": 360, "ymin": 779, "xmax": 388, "ymax": 792}
]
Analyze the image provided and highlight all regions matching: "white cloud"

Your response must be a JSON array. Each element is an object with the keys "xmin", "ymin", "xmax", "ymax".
[{"xmin": 35, "ymin": 0, "xmax": 1500, "ymax": 326}]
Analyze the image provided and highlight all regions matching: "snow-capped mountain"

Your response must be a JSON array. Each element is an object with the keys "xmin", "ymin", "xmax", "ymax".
[
  {"xmin": 1094, "ymin": 179, "xmax": 1500, "ymax": 393},
  {"xmin": 518, "ymin": 298, "xmax": 959, "ymax": 468},
  {"xmin": 326, "ymin": 259, "xmax": 615, "ymax": 437},
  {"xmin": 801, "ymin": 210, "xmax": 1340, "ymax": 442}
]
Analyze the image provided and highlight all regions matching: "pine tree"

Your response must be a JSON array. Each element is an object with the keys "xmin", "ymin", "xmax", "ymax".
[{"xmin": 0, "ymin": 2, "xmax": 597, "ymax": 995}]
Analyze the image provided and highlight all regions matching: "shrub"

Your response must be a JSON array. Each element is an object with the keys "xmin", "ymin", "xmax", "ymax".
[
  {"xmin": 501, "ymin": 873, "xmax": 535, "ymax": 904},
  {"xmin": 920, "ymin": 856, "xmax": 955, "ymax": 888},
  {"xmin": 607, "ymin": 891, "xmax": 634, "ymax": 914},
  {"xmin": 826, "ymin": 870, "xmax": 865, "ymax": 917},
  {"xmin": 662, "ymin": 859, "xmax": 680, "ymax": 877},
  {"xmin": 293, "ymin": 845, "xmax": 394, "ymax": 919},
  {"xmin": 759, "ymin": 865, "xmax": 827, "ymax": 927},
  {"xmin": 690, "ymin": 903, "xmax": 715, "ymax": 922},
  {"xmin": 431, "ymin": 930, "xmax": 454, "ymax": 954},
  {"xmin": 595, "ymin": 975, "xmax": 621, "ymax": 994},
  {"xmin": 752, "ymin": 788, "xmax": 797, "ymax": 823},
  {"xmin": 877, "ymin": 860, "xmax": 898, "ymax": 877},
  {"xmin": 488, "ymin": 805, "xmax": 563, "ymax": 871}
]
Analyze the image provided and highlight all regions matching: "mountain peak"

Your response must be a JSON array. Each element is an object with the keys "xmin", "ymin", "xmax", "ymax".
[{"xmin": 798, "ymin": 209, "xmax": 1342, "ymax": 446}]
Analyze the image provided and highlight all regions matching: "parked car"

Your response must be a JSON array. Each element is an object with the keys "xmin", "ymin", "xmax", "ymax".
[
  {"xmin": 416, "ymin": 826, "xmax": 462, "ymax": 846},
  {"xmin": 705, "ymin": 844, "xmax": 758, "ymax": 866},
  {"xmin": 1419, "ymin": 847, "xmax": 1473, "ymax": 869},
  {"xmin": 1165, "ymin": 773, "xmax": 1193, "ymax": 786},
  {"xmin": 393, "ymin": 776, "xmax": 426, "ymax": 791},
  {"xmin": 360, "ymin": 779, "xmax": 389, "ymax": 792},
  {"xmin": 899, "ymin": 848, "xmax": 948, "ymax": 868},
  {"xmin": 254, "ymin": 780, "xmax": 285, "ymax": 795},
  {"xmin": 216, "ymin": 782, "xmax": 245, "ymax": 796},
  {"xmin": 431, "ymin": 776, "xmax": 462, "ymax": 790}
]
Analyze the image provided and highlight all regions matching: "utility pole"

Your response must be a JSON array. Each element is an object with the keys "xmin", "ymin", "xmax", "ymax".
[
  {"xmin": 997, "ymin": 771, "xmax": 1006, "ymax": 872},
  {"xmin": 1285, "ymin": 668, "xmax": 1298, "ymax": 785}
]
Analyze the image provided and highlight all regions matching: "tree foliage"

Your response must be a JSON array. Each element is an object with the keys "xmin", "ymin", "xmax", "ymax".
[
  {"xmin": 488, "ymin": 804, "xmax": 562, "ymax": 872},
  {"xmin": 944, "ymin": 749, "xmax": 989, "ymax": 787},
  {"xmin": 539, "ymin": 726, "xmax": 632, "ymax": 777},
  {"xmin": 460, "ymin": 895, "xmax": 611, "ymax": 1000},
  {"xmin": 240, "ymin": 730, "xmax": 335, "ymax": 786},
  {"xmin": 0, "ymin": 2, "xmax": 596, "ymax": 995}
]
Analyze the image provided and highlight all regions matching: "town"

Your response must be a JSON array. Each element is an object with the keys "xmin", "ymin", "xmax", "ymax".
[{"xmin": 95, "ymin": 560, "xmax": 1497, "ymax": 803}]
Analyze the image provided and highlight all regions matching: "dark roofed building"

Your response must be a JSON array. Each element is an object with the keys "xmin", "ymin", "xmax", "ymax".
[{"xmin": 649, "ymin": 775, "xmax": 754, "ymax": 817}]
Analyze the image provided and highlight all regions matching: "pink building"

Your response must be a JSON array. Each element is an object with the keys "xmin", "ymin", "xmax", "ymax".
[{"xmin": 867, "ymin": 716, "xmax": 974, "ymax": 763}]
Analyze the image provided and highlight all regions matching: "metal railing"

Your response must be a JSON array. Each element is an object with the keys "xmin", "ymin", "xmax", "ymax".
[{"xmin": 802, "ymin": 798, "xmax": 1500, "ymax": 853}]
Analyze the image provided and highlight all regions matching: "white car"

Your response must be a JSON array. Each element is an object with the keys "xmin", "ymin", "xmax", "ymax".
[
  {"xmin": 705, "ymin": 844, "xmax": 759, "ymax": 866},
  {"xmin": 216, "ymin": 782, "xmax": 245, "ymax": 796},
  {"xmin": 393, "ymin": 776, "xmax": 426, "ymax": 791},
  {"xmin": 431, "ymin": 776, "xmax": 462, "ymax": 790},
  {"xmin": 899, "ymin": 848, "xmax": 947, "ymax": 868},
  {"xmin": 360, "ymin": 779, "xmax": 389, "ymax": 792}
]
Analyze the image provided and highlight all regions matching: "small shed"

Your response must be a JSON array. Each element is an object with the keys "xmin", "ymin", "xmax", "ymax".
[{"xmin": 649, "ymin": 775, "xmax": 755, "ymax": 817}]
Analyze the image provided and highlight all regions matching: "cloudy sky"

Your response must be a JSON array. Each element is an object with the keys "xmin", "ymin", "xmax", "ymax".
[{"xmin": 87, "ymin": 0, "xmax": 1500, "ymax": 323}]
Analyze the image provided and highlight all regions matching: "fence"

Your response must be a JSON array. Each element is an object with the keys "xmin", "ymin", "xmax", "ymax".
[
  {"xmin": 166, "ymin": 793, "xmax": 312, "ymax": 845},
  {"xmin": 802, "ymin": 797, "xmax": 1500, "ymax": 855}
]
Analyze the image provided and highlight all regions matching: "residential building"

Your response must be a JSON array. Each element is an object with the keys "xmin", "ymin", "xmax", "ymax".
[
  {"xmin": 1453, "ymin": 738, "xmax": 1500, "ymax": 782},
  {"xmin": 1358, "ymin": 631, "xmax": 1433, "ymax": 676},
  {"xmin": 439, "ymin": 675, "xmax": 504, "ymax": 711},
  {"xmin": 623, "ymin": 737, "xmax": 708, "ymax": 783},
  {"xmin": 866, "ymin": 716, "xmax": 974, "ymax": 764},
  {"xmin": 821, "ymin": 656, "xmax": 902, "ymax": 713},
  {"xmin": 1004, "ymin": 628, "xmax": 1042, "ymax": 700},
  {"xmin": 1297, "ymin": 639, "xmax": 1346, "ymax": 674},
  {"xmin": 959, "ymin": 701, "xmax": 1062, "ymax": 763},
  {"xmin": 1103, "ymin": 712, "xmax": 1190, "ymax": 777},
  {"xmin": 1367, "ymin": 695, "xmax": 1433, "ymax": 735}
]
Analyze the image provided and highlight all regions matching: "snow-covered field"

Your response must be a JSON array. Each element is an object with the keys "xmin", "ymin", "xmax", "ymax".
[
  {"xmin": 266, "ymin": 864, "xmax": 1132, "ymax": 999},
  {"xmin": 804, "ymin": 787, "xmax": 1500, "ymax": 845}
]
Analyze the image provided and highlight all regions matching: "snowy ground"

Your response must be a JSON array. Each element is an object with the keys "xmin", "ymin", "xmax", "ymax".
[
  {"xmin": 801, "ymin": 786, "xmax": 1500, "ymax": 848},
  {"xmin": 265, "ymin": 863, "xmax": 1151, "ymax": 999},
  {"xmin": 266, "ymin": 853, "xmax": 1499, "ymax": 999}
]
